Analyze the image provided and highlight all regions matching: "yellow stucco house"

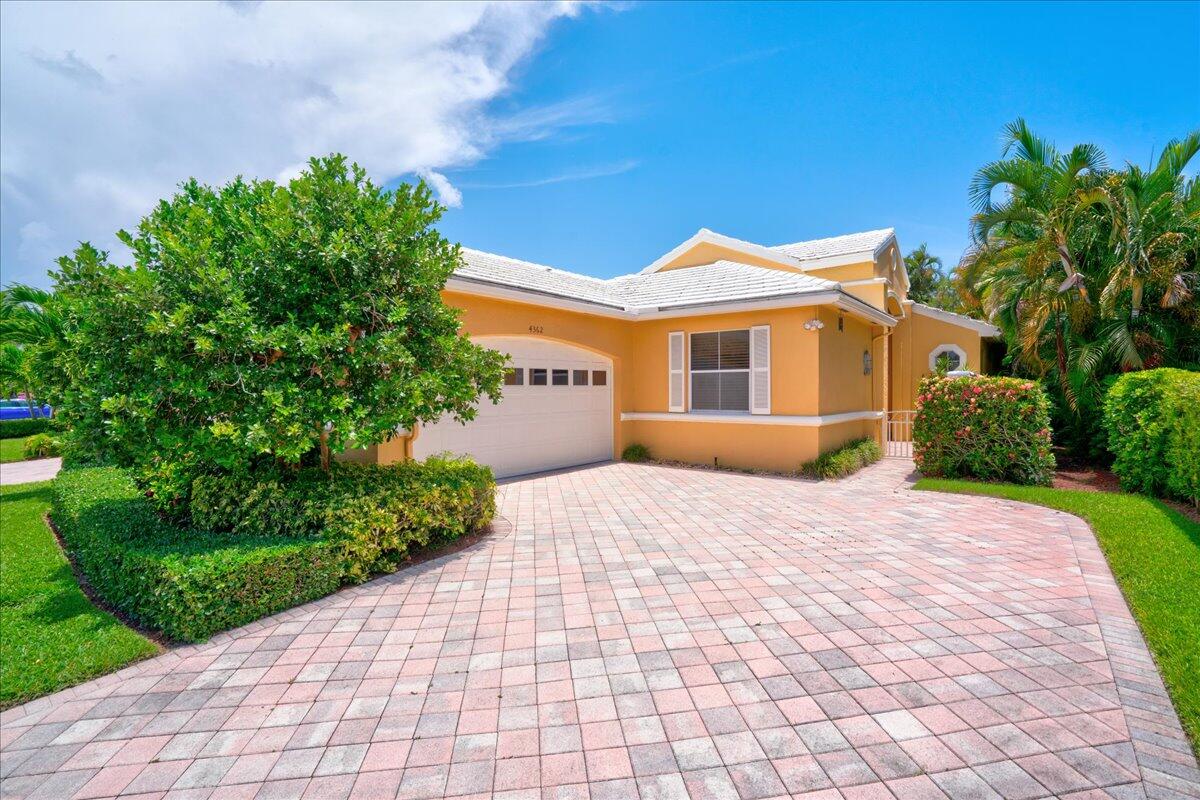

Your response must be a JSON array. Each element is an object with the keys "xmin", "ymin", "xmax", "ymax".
[{"xmin": 364, "ymin": 227, "xmax": 1000, "ymax": 477}]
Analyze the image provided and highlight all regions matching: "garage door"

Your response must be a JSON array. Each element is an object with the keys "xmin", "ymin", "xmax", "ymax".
[{"xmin": 412, "ymin": 337, "xmax": 613, "ymax": 478}]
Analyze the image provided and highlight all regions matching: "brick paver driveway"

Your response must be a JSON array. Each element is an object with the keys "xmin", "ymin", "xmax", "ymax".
[{"xmin": 2, "ymin": 460, "xmax": 1197, "ymax": 800}]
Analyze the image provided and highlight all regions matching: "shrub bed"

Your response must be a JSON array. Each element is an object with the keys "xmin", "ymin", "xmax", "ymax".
[
  {"xmin": 52, "ymin": 456, "xmax": 495, "ymax": 641},
  {"xmin": 0, "ymin": 418, "xmax": 51, "ymax": 439},
  {"xmin": 621, "ymin": 443, "xmax": 651, "ymax": 463},
  {"xmin": 22, "ymin": 433, "xmax": 59, "ymax": 459},
  {"xmin": 913, "ymin": 375, "xmax": 1055, "ymax": 485},
  {"xmin": 1104, "ymin": 368, "xmax": 1200, "ymax": 506},
  {"xmin": 801, "ymin": 438, "xmax": 882, "ymax": 479},
  {"xmin": 52, "ymin": 467, "xmax": 340, "ymax": 642},
  {"xmin": 191, "ymin": 456, "xmax": 496, "ymax": 582}
]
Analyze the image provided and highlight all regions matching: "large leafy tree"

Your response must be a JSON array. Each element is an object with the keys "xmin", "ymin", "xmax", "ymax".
[
  {"xmin": 962, "ymin": 120, "xmax": 1199, "ymax": 457},
  {"xmin": 45, "ymin": 155, "xmax": 506, "ymax": 503}
]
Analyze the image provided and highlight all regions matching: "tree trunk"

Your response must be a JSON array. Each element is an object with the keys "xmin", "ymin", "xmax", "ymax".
[
  {"xmin": 319, "ymin": 428, "xmax": 331, "ymax": 472},
  {"xmin": 23, "ymin": 382, "xmax": 37, "ymax": 419},
  {"xmin": 1054, "ymin": 313, "xmax": 1071, "ymax": 404}
]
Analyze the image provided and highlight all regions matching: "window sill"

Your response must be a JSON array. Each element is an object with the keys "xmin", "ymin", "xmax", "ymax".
[{"xmin": 621, "ymin": 411, "xmax": 883, "ymax": 427}]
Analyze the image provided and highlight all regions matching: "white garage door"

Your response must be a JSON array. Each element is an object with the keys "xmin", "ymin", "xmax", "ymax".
[{"xmin": 413, "ymin": 337, "xmax": 613, "ymax": 478}]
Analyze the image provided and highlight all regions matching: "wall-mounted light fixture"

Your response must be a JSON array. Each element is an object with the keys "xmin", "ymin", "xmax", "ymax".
[
  {"xmin": 803, "ymin": 319, "xmax": 825, "ymax": 332},
  {"xmin": 863, "ymin": 350, "xmax": 873, "ymax": 375}
]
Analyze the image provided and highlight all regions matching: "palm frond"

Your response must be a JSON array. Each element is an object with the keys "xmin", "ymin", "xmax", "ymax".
[{"xmin": 1001, "ymin": 118, "xmax": 1055, "ymax": 166}]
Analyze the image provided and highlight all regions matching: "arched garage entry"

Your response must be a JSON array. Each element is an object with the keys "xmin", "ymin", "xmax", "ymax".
[{"xmin": 413, "ymin": 336, "xmax": 613, "ymax": 478}]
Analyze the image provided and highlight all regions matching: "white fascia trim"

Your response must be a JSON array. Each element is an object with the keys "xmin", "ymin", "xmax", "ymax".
[
  {"xmin": 872, "ymin": 231, "xmax": 898, "ymax": 257},
  {"xmin": 639, "ymin": 229, "xmax": 805, "ymax": 275},
  {"xmin": 621, "ymin": 410, "xmax": 883, "ymax": 426},
  {"xmin": 911, "ymin": 302, "xmax": 1001, "ymax": 336},
  {"xmin": 446, "ymin": 278, "xmax": 897, "ymax": 327},
  {"xmin": 445, "ymin": 277, "xmax": 630, "ymax": 319},
  {"xmin": 839, "ymin": 277, "xmax": 888, "ymax": 287},
  {"xmin": 790, "ymin": 251, "xmax": 879, "ymax": 270},
  {"xmin": 631, "ymin": 291, "xmax": 836, "ymax": 319},
  {"xmin": 831, "ymin": 295, "xmax": 897, "ymax": 326}
]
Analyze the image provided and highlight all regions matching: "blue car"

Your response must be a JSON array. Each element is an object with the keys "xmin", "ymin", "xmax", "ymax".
[{"xmin": 0, "ymin": 399, "xmax": 52, "ymax": 420}]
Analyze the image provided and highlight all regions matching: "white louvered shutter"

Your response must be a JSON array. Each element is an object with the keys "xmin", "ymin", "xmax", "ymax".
[
  {"xmin": 668, "ymin": 331, "xmax": 685, "ymax": 412},
  {"xmin": 750, "ymin": 325, "xmax": 770, "ymax": 415}
]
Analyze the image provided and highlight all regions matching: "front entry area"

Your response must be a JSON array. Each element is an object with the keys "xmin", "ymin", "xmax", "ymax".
[{"xmin": 412, "ymin": 336, "xmax": 613, "ymax": 479}]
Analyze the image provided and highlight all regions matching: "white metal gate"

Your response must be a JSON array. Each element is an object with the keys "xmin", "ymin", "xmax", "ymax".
[{"xmin": 885, "ymin": 410, "xmax": 915, "ymax": 458}]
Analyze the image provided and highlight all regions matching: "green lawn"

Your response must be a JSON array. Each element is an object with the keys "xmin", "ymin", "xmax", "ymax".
[
  {"xmin": 0, "ymin": 437, "xmax": 27, "ymax": 463},
  {"xmin": 916, "ymin": 478, "xmax": 1200, "ymax": 756},
  {"xmin": 0, "ymin": 481, "xmax": 158, "ymax": 708}
]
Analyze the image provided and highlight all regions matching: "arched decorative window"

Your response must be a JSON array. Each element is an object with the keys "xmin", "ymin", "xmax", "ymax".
[{"xmin": 928, "ymin": 344, "xmax": 968, "ymax": 372}]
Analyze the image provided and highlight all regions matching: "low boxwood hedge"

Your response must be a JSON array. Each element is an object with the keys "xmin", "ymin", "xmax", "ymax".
[
  {"xmin": 191, "ymin": 456, "xmax": 496, "ymax": 582},
  {"xmin": 801, "ymin": 437, "xmax": 882, "ymax": 479},
  {"xmin": 1, "ymin": 418, "xmax": 51, "ymax": 439},
  {"xmin": 913, "ymin": 374, "xmax": 1055, "ymax": 485},
  {"xmin": 52, "ymin": 467, "xmax": 340, "ymax": 642},
  {"xmin": 52, "ymin": 456, "xmax": 496, "ymax": 642},
  {"xmin": 1104, "ymin": 368, "xmax": 1199, "ymax": 506}
]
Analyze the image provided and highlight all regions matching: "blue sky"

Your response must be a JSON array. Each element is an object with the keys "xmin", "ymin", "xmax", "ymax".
[
  {"xmin": 2, "ymin": 1, "xmax": 1197, "ymax": 287},
  {"xmin": 435, "ymin": 1, "xmax": 1200, "ymax": 277}
]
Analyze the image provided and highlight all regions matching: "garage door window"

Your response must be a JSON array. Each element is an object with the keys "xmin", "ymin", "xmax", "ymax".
[
  {"xmin": 690, "ymin": 330, "xmax": 750, "ymax": 412},
  {"xmin": 504, "ymin": 368, "xmax": 524, "ymax": 386},
  {"xmin": 530, "ymin": 368, "xmax": 548, "ymax": 385},
  {"xmin": 552, "ymin": 369, "xmax": 569, "ymax": 386},
  {"xmin": 592, "ymin": 370, "xmax": 607, "ymax": 386},
  {"xmin": 573, "ymin": 370, "xmax": 589, "ymax": 385}
]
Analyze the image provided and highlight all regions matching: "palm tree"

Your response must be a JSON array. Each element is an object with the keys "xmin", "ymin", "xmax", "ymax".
[
  {"xmin": 0, "ymin": 285, "xmax": 60, "ymax": 346},
  {"xmin": 1100, "ymin": 131, "xmax": 1199, "ymax": 320},
  {"xmin": 967, "ymin": 119, "xmax": 1108, "ymax": 399},
  {"xmin": 904, "ymin": 244, "xmax": 943, "ymax": 302},
  {"xmin": 0, "ymin": 284, "xmax": 61, "ymax": 418}
]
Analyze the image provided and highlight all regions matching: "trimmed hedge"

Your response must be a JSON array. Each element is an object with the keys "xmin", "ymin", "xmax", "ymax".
[
  {"xmin": 802, "ymin": 438, "xmax": 882, "ymax": 480},
  {"xmin": 52, "ymin": 467, "xmax": 341, "ymax": 642},
  {"xmin": 1104, "ymin": 368, "xmax": 1200, "ymax": 506},
  {"xmin": 913, "ymin": 375, "xmax": 1055, "ymax": 485},
  {"xmin": 53, "ymin": 456, "xmax": 496, "ymax": 641},
  {"xmin": 22, "ymin": 433, "xmax": 59, "ymax": 459},
  {"xmin": 190, "ymin": 456, "xmax": 496, "ymax": 582},
  {"xmin": 0, "ymin": 418, "xmax": 51, "ymax": 439}
]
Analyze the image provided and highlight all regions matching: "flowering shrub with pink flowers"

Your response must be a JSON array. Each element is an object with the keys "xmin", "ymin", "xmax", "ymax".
[{"xmin": 913, "ymin": 375, "xmax": 1055, "ymax": 485}]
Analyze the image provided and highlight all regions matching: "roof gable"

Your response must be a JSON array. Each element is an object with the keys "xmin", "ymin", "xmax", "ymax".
[
  {"xmin": 639, "ymin": 229, "xmax": 804, "ymax": 275},
  {"xmin": 772, "ymin": 228, "xmax": 897, "ymax": 268}
]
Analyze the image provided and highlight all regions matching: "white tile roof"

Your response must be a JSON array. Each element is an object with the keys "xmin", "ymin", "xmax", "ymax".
[
  {"xmin": 611, "ymin": 261, "xmax": 836, "ymax": 310},
  {"xmin": 456, "ymin": 250, "xmax": 836, "ymax": 312},
  {"xmin": 772, "ymin": 228, "xmax": 894, "ymax": 261},
  {"xmin": 457, "ymin": 248, "xmax": 624, "ymax": 308},
  {"xmin": 454, "ymin": 226, "xmax": 895, "ymax": 314}
]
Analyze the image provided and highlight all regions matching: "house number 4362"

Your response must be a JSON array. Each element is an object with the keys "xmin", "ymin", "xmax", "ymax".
[{"xmin": 528, "ymin": 324, "xmax": 544, "ymax": 334}]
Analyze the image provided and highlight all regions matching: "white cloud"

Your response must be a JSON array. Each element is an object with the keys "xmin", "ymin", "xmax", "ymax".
[
  {"xmin": 418, "ymin": 170, "xmax": 465, "ymax": 209},
  {"xmin": 461, "ymin": 159, "xmax": 639, "ymax": 189},
  {"xmin": 0, "ymin": 0, "xmax": 595, "ymax": 286}
]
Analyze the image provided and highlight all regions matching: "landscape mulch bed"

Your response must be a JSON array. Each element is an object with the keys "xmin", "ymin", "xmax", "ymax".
[{"xmin": 1052, "ymin": 462, "xmax": 1199, "ymax": 524}]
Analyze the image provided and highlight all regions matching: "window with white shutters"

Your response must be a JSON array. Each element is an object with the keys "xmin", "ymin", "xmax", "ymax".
[
  {"xmin": 689, "ymin": 330, "xmax": 751, "ymax": 412},
  {"xmin": 668, "ymin": 331, "xmax": 685, "ymax": 412},
  {"xmin": 750, "ymin": 325, "xmax": 770, "ymax": 415}
]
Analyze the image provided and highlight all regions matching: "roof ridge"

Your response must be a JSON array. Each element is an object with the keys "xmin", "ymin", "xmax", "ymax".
[
  {"xmin": 771, "ymin": 227, "xmax": 895, "ymax": 251},
  {"xmin": 460, "ymin": 246, "xmax": 613, "ymax": 285}
]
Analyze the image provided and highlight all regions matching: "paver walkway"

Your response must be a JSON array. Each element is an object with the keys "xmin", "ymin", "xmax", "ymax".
[
  {"xmin": 0, "ymin": 457, "xmax": 62, "ymax": 486},
  {"xmin": 1, "ymin": 460, "xmax": 1196, "ymax": 799}
]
